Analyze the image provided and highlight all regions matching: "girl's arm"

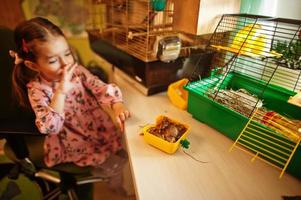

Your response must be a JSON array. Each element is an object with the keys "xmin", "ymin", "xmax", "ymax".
[
  {"xmin": 28, "ymin": 87, "xmax": 65, "ymax": 135},
  {"xmin": 27, "ymin": 64, "xmax": 76, "ymax": 134},
  {"xmin": 77, "ymin": 65, "xmax": 130, "ymax": 131},
  {"xmin": 76, "ymin": 65, "xmax": 123, "ymax": 104}
]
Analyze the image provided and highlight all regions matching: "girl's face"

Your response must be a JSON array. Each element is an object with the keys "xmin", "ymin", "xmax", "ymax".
[{"xmin": 31, "ymin": 35, "xmax": 74, "ymax": 81}]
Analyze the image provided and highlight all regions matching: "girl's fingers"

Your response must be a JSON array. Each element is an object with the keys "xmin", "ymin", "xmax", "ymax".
[
  {"xmin": 124, "ymin": 110, "xmax": 131, "ymax": 118},
  {"xmin": 65, "ymin": 63, "xmax": 76, "ymax": 74},
  {"xmin": 118, "ymin": 110, "xmax": 131, "ymax": 122},
  {"xmin": 116, "ymin": 111, "xmax": 130, "ymax": 132},
  {"xmin": 115, "ymin": 116, "xmax": 123, "ymax": 132},
  {"xmin": 68, "ymin": 63, "xmax": 77, "ymax": 72},
  {"xmin": 119, "ymin": 112, "xmax": 126, "ymax": 121},
  {"xmin": 62, "ymin": 63, "xmax": 77, "ymax": 81},
  {"xmin": 67, "ymin": 64, "xmax": 76, "ymax": 80}
]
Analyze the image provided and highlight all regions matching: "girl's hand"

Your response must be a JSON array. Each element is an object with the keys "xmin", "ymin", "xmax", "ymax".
[
  {"xmin": 112, "ymin": 102, "xmax": 130, "ymax": 132},
  {"xmin": 50, "ymin": 63, "xmax": 77, "ymax": 114},
  {"xmin": 56, "ymin": 63, "xmax": 77, "ymax": 94}
]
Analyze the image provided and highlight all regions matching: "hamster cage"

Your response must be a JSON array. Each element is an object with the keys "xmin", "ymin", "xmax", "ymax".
[
  {"xmin": 184, "ymin": 14, "xmax": 301, "ymax": 178},
  {"xmin": 86, "ymin": 0, "xmax": 195, "ymax": 62}
]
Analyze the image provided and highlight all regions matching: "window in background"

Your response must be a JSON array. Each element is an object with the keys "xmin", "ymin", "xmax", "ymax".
[{"xmin": 240, "ymin": 0, "xmax": 301, "ymax": 20}]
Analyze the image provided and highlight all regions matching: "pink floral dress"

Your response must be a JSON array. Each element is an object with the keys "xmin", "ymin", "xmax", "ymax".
[{"xmin": 27, "ymin": 65, "xmax": 123, "ymax": 167}]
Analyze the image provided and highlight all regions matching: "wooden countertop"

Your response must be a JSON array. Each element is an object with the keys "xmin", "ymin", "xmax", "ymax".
[{"xmin": 113, "ymin": 73, "xmax": 301, "ymax": 200}]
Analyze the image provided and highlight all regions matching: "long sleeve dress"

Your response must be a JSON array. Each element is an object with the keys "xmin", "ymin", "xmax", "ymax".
[{"xmin": 27, "ymin": 65, "xmax": 123, "ymax": 167}]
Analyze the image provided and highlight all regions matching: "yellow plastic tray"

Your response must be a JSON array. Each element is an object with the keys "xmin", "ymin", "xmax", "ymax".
[
  {"xmin": 143, "ymin": 115, "xmax": 190, "ymax": 154},
  {"xmin": 167, "ymin": 78, "xmax": 189, "ymax": 110}
]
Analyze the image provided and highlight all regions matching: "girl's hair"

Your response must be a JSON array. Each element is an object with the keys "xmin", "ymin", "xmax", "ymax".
[{"xmin": 12, "ymin": 17, "xmax": 65, "ymax": 108}]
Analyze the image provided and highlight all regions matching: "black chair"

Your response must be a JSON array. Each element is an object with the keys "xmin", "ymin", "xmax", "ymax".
[{"xmin": 0, "ymin": 27, "xmax": 107, "ymax": 200}]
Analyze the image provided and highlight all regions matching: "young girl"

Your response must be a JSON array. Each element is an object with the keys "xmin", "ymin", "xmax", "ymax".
[{"xmin": 10, "ymin": 17, "xmax": 130, "ymax": 193}]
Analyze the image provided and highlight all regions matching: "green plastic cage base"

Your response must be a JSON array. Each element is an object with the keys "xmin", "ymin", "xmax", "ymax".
[{"xmin": 184, "ymin": 72, "xmax": 301, "ymax": 179}]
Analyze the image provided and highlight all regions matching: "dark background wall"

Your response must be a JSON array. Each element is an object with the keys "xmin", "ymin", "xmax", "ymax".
[{"xmin": 0, "ymin": 0, "xmax": 25, "ymax": 29}]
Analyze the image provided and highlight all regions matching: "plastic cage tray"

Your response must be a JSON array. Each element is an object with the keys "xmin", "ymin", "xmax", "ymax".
[
  {"xmin": 184, "ymin": 72, "xmax": 300, "ymax": 138},
  {"xmin": 184, "ymin": 72, "xmax": 301, "ymax": 178}
]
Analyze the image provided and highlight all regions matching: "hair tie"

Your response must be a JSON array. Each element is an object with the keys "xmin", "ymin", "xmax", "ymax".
[
  {"xmin": 22, "ymin": 39, "xmax": 29, "ymax": 53},
  {"xmin": 9, "ymin": 50, "xmax": 24, "ymax": 65}
]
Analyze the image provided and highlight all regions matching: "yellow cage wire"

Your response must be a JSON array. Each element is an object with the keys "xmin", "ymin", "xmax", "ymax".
[{"xmin": 230, "ymin": 108, "xmax": 301, "ymax": 178}]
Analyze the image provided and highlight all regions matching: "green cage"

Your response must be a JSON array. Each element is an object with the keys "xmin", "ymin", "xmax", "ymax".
[{"xmin": 184, "ymin": 14, "xmax": 301, "ymax": 178}]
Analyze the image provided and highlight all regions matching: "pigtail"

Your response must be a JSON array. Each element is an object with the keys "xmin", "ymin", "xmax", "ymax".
[
  {"xmin": 11, "ymin": 62, "xmax": 37, "ymax": 109},
  {"xmin": 10, "ymin": 38, "xmax": 36, "ymax": 109}
]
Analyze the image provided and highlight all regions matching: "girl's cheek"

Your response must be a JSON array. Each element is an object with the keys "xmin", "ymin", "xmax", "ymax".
[{"xmin": 67, "ymin": 56, "xmax": 75, "ymax": 65}]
